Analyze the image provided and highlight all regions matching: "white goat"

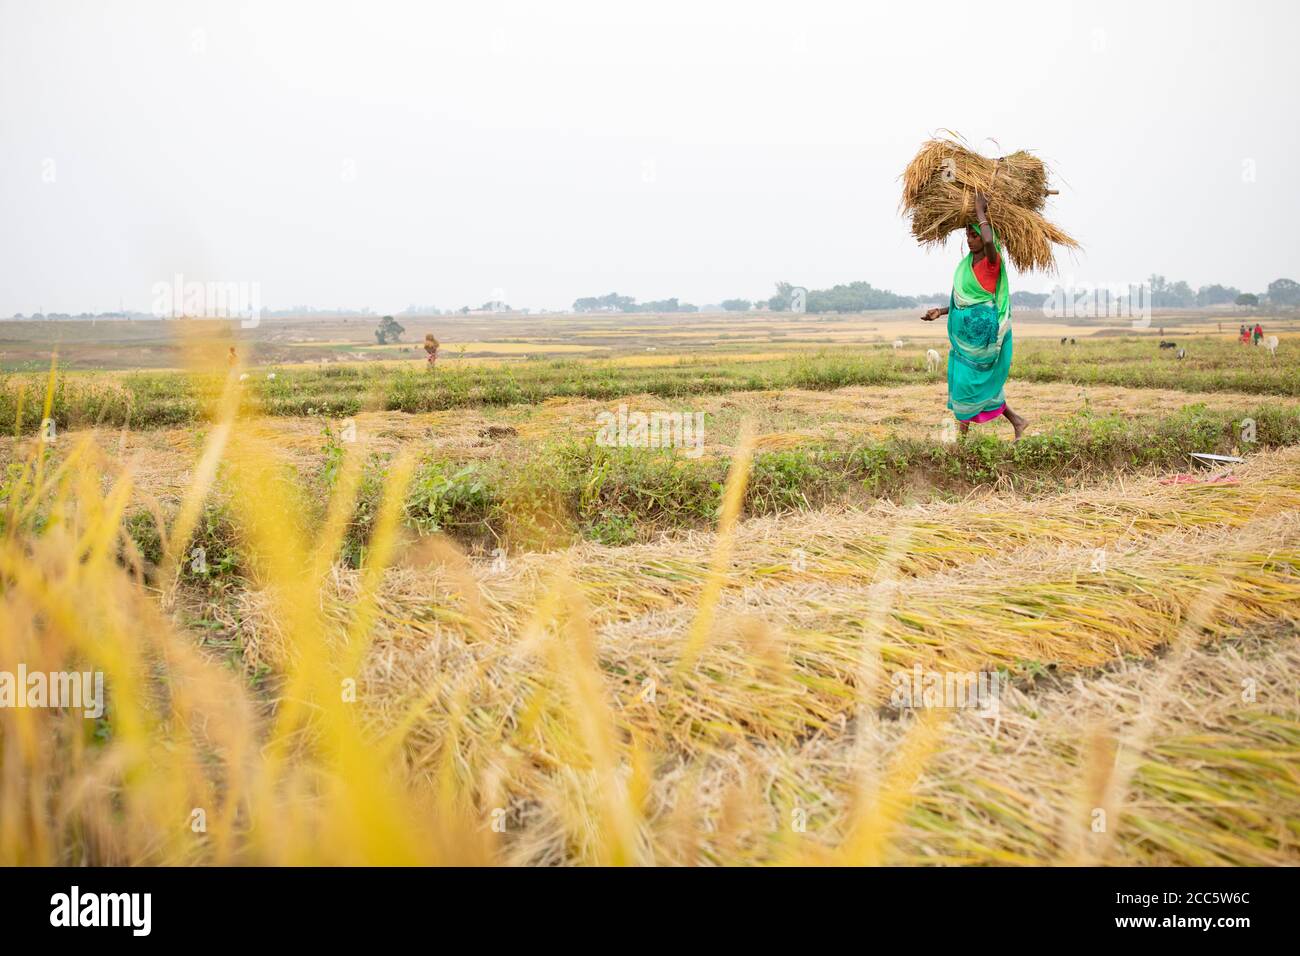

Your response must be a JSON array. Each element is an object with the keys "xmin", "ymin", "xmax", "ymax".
[
  {"xmin": 926, "ymin": 348, "xmax": 941, "ymax": 372},
  {"xmin": 1264, "ymin": 335, "xmax": 1279, "ymax": 356},
  {"xmin": 892, "ymin": 339, "xmax": 904, "ymax": 351}
]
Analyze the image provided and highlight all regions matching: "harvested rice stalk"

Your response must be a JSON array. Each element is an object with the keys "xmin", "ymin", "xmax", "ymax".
[{"xmin": 900, "ymin": 132, "xmax": 1079, "ymax": 272}]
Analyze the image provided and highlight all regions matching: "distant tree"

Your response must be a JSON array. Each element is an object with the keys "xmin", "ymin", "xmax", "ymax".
[
  {"xmin": 720, "ymin": 299, "xmax": 752, "ymax": 312},
  {"xmin": 1267, "ymin": 277, "xmax": 1300, "ymax": 306},
  {"xmin": 375, "ymin": 314, "xmax": 405, "ymax": 344},
  {"xmin": 806, "ymin": 282, "xmax": 915, "ymax": 313},
  {"xmin": 573, "ymin": 293, "xmax": 637, "ymax": 313},
  {"xmin": 1167, "ymin": 281, "xmax": 1195, "ymax": 307},
  {"xmin": 1148, "ymin": 274, "xmax": 1195, "ymax": 308},
  {"xmin": 1235, "ymin": 293, "xmax": 1259, "ymax": 307},
  {"xmin": 768, "ymin": 281, "xmax": 794, "ymax": 311},
  {"xmin": 1195, "ymin": 284, "xmax": 1240, "ymax": 306},
  {"xmin": 640, "ymin": 298, "xmax": 682, "ymax": 313}
]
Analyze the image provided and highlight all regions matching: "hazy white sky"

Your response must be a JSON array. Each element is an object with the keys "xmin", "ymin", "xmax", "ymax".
[{"xmin": 2, "ymin": 0, "xmax": 1297, "ymax": 314}]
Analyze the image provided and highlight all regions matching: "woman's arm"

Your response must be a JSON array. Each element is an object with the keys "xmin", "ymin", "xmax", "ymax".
[
  {"xmin": 921, "ymin": 306, "xmax": 949, "ymax": 321},
  {"xmin": 974, "ymin": 191, "xmax": 998, "ymax": 268}
]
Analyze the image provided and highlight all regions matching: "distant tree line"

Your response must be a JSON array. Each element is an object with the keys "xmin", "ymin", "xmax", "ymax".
[
  {"xmin": 767, "ymin": 280, "xmax": 918, "ymax": 313},
  {"xmin": 1004, "ymin": 278, "xmax": 1292, "ymax": 313},
  {"xmin": 572, "ymin": 293, "xmax": 699, "ymax": 313},
  {"xmin": 1143, "ymin": 276, "xmax": 1297, "ymax": 308},
  {"xmin": 12, "ymin": 276, "xmax": 1298, "ymax": 323}
]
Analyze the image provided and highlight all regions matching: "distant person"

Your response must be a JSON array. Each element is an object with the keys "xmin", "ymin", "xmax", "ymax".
[
  {"xmin": 920, "ymin": 190, "xmax": 1028, "ymax": 440},
  {"xmin": 227, "ymin": 346, "xmax": 237, "ymax": 367},
  {"xmin": 1239, "ymin": 324, "xmax": 1250, "ymax": 344},
  {"xmin": 423, "ymin": 332, "xmax": 440, "ymax": 370},
  {"xmin": 1253, "ymin": 322, "xmax": 1264, "ymax": 345}
]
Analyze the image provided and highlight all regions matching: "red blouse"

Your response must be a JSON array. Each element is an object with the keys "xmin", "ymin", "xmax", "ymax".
[{"xmin": 972, "ymin": 254, "xmax": 1001, "ymax": 293}]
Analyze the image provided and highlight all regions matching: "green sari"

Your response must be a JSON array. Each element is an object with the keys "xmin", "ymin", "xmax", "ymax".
[{"xmin": 946, "ymin": 227, "xmax": 1012, "ymax": 422}]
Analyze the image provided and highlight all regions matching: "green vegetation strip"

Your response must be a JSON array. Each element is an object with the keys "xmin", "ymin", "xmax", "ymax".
[
  {"xmin": 3, "ymin": 338, "xmax": 1297, "ymax": 433},
  {"xmin": 112, "ymin": 404, "xmax": 1300, "ymax": 580}
]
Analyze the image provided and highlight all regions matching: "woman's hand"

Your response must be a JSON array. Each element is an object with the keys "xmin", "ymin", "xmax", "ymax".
[
  {"xmin": 922, "ymin": 307, "xmax": 943, "ymax": 322},
  {"xmin": 974, "ymin": 190, "xmax": 989, "ymax": 221}
]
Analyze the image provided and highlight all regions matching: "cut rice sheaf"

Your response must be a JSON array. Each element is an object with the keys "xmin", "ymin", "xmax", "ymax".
[{"xmin": 900, "ymin": 131, "xmax": 1080, "ymax": 273}]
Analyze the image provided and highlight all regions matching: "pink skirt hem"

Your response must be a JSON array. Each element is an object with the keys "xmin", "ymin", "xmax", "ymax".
[{"xmin": 959, "ymin": 403, "xmax": 1006, "ymax": 424}]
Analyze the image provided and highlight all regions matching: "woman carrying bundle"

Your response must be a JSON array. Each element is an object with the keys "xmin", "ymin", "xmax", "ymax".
[{"xmin": 921, "ymin": 190, "xmax": 1028, "ymax": 440}]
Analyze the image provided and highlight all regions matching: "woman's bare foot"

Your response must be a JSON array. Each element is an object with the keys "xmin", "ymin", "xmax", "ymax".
[{"xmin": 1003, "ymin": 406, "xmax": 1028, "ymax": 441}]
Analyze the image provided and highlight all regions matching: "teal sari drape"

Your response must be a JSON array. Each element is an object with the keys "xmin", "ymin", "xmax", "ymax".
[{"xmin": 947, "ymin": 228, "xmax": 1012, "ymax": 421}]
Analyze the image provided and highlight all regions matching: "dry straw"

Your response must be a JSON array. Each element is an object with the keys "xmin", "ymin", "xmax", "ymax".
[{"xmin": 900, "ymin": 131, "xmax": 1079, "ymax": 272}]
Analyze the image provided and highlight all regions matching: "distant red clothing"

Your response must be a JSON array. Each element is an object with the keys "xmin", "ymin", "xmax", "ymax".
[{"xmin": 972, "ymin": 254, "xmax": 1001, "ymax": 293}]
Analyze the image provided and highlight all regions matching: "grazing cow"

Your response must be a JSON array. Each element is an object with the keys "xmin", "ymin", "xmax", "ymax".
[
  {"xmin": 1070, "ymin": 338, "xmax": 1076, "ymax": 345},
  {"xmin": 1176, "ymin": 348, "xmax": 1186, "ymax": 360},
  {"xmin": 892, "ymin": 339, "xmax": 904, "ymax": 350},
  {"xmin": 1060, "ymin": 336, "xmax": 1067, "ymax": 345},
  {"xmin": 1264, "ymin": 335, "xmax": 1279, "ymax": 356},
  {"xmin": 926, "ymin": 348, "xmax": 941, "ymax": 373},
  {"xmin": 1158, "ymin": 340, "xmax": 1176, "ymax": 349}
]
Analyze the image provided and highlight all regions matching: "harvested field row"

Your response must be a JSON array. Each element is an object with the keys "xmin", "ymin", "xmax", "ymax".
[
  {"xmin": 540, "ymin": 445, "xmax": 1300, "ymax": 622},
  {"xmin": 888, "ymin": 630, "xmax": 1300, "ymax": 866},
  {"xmin": 11, "ymin": 379, "xmax": 1293, "ymax": 485},
  {"xmin": 10, "ymin": 388, "xmax": 1298, "ymax": 567},
  {"xmin": 223, "ymin": 450, "xmax": 1300, "ymax": 865},
  {"xmin": 26, "ymin": 405, "xmax": 1296, "ymax": 577}
]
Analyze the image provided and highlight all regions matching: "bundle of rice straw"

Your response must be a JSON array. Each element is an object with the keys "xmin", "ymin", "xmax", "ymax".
[{"xmin": 900, "ymin": 132, "xmax": 1078, "ymax": 272}]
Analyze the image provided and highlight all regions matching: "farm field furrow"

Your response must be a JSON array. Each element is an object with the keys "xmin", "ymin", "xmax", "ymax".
[
  {"xmin": 219, "ymin": 447, "xmax": 1300, "ymax": 865},
  {"xmin": 11, "ymin": 378, "xmax": 1293, "ymax": 478}
]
